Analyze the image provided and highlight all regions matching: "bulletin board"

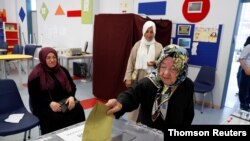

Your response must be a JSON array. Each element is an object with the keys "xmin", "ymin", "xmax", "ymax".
[{"xmin": 172, "ymin": 23, "xmax": 223, "ymax": 68}]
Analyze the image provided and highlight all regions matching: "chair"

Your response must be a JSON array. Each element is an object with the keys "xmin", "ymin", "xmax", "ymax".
[
  {"xmin": 0, "ymin": 41, "xmax": 8, "ymax": 54},
  {"xmin": 24, "ymin": 44, "xmax": 42, "ymax": 68},
  {"xmin": 0, "ymin": 79, "xmax": 39, "ymax": 141},
  {"xmin": 12, "ymin": 44, "xmax": 24, "ymax": 54},
  {"xmin": 194, "ymin": 66, "xmax": 216, "ymax": 113}
]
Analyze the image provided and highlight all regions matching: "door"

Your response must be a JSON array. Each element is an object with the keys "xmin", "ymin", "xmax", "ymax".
[{"xmin": 223, "ymin": 0, "xmax": 250, "ymax": 108}]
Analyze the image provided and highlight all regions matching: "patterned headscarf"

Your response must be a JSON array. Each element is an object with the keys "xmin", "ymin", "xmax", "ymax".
[
  {"xmin": 28, "ymin": 47, "xmax": 72, "ymax": 93},
  {"xmin": 148, "ymin": 44, "xmax": 189, "ymax": 88},
  {"xmin": 148, "ymin": 44, "xmax": 189, "ymax": 121}
]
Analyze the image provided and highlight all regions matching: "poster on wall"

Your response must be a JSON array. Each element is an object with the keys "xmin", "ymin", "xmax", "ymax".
[
  {"xmin": 138, "ymin": 1, "xmax": 166, "ymax": 15},
  {"xmin": 177, "ymin": 24, "xmax": 191, "ymax": 36},
  {"xmin": 82, "ymin": 0, "xmax": 93, "ymax": 24},
  {"xmin": 188, "ymin": 1, "xmax": 203, "ymax": 13},
  {"xmin": 193, "ymin": 25, "xmax": 219, "ymax": 43},
  {"xmin": 172, "ymin": 23, "xmax": 223, "ymax": 67},
  {"xmin": 178, "ymin": 38, "xmax": 191, "ymax": 49}
]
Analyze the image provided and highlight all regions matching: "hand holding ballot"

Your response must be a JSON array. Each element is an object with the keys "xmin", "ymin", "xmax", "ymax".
[
  {"xmin": 82, "ymin": 101, "xmax": 114, "ymax": 141},
  {"xmin": 105, "ymin": 99, "xmax": 123, "ymax": 115}
]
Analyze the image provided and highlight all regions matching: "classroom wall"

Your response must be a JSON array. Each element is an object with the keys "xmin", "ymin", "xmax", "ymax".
[
  {"xmin": 3, "ymin": 0, "xmax": 17, "ymax": 22},
  {"xmin": 36, "ymin": 0, "xmax": 99, "ymax": 51},
  {"xmin": 3, "ymin": 0, "xmax": 239, "ymax": 108},
  {"xmin": 99, "ymin": 0, "xmax": 134, "ymax": 13},
  {"xmin": 0, "ymin": 1, "xmax": 4, "ymax": 9}
]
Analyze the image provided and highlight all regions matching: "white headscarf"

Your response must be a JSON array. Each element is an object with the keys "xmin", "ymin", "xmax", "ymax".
[{"xmin": 135, "ymin": 21, "xmax": 156, "ymax": 73}]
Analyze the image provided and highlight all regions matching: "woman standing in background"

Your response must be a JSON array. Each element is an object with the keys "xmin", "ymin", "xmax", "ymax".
[
  {"xmin": 238, "ymin": 36, "xmax": 250, "ymax": 111},
  {"xmin": 124, "ymin": 21, "xmax": 163, "ymax": 122}
]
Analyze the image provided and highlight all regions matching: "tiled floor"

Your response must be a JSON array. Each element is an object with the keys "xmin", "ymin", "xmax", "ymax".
[{"xmin": 0, "ymin": 62, "xmax": 241, "ymax": 141}]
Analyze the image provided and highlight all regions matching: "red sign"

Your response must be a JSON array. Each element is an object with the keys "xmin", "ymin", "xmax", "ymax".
[{"xmin": 182, "ymin": 0, "xmax": 210, "ymax": 23}]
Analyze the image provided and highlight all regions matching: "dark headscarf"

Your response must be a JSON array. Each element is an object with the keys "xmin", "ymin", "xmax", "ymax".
[
  {"xmin": 28, "ymin": 47, "xmax": 72, "ymax": 92},
  {"xmin": 244, "ymin": 36, "xmax": 250, "ymax": 47}
]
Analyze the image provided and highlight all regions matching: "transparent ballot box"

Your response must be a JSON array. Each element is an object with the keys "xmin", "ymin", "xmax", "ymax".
[{"xmin": 33, "ymin": 118, "xmax": 163, "ymax": 141}]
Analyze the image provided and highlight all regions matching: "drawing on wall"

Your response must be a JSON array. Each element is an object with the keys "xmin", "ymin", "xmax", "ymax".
[
  {"xmin": 19, "ymin": 7, "xmax": 26, "ymax": 22},
  {"xmin": 40, "ymin": 2, "xmax": 49, "ymax": 21},
  {"xmin": 188, "ymin": 1, "xmax": 203, "ymax": 13},
  {"xmin": 208, "ymin": 30, "xmax": 218, "ymax": 43},
  {"xmin": 193, "ymin": 25, "xmax": 219, "ymax": 43},
  {"xmin": 55, "ymin": 5, "xmax": 65, "ymax": 15},
  {"xmin": 67, "ymin": 10, "xmax": 81, "ymax": 17},
  {"xmin": 191, "ymin": 42, "xmax": 199, "ymax": 56},
  {"xmin": 178, "ymin": 38, "xmax": 191, "ymax": 49},
  {"xmin": 177, "ymin": 24, "xmax": 191, "ymax": 36}
]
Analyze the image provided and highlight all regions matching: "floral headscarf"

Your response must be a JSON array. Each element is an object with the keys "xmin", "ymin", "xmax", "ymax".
[
  {"xmin": 148, "ymin": 44, "xmax": 189, "ymax": 121},
  {"xmin": 147, "ymin": 44, "xmax": 189, "ymax": 88}
]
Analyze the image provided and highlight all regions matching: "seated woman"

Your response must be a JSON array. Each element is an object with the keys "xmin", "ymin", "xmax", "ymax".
[{"xmin": 28, "ymin": 47, "xmax": 85, "ymax": 135}]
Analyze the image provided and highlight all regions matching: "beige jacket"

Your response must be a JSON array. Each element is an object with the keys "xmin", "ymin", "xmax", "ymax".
[{"xmin": 124, "ymin": 40, "xmax": 163, "ymax": 81}]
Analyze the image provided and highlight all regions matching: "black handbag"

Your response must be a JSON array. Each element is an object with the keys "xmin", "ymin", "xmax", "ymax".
[
  {"xmin": 59, "ymin": 98, "xmax": 68, "ymax": 113},
  {"xmin": 59, "ymin": 98, "xmax": 80, "ymax": 113}
]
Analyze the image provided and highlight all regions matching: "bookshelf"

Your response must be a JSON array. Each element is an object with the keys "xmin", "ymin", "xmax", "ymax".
[
  {"xmin": 0, "ymin": 22, "xmax": 4, "ymax": 42},
  {"xmin": 3, "ymin": 22, "xmax": 19, "ymax": 53}
]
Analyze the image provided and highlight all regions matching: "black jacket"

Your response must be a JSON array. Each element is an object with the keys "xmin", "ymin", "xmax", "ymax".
[{"xmin": 115, "ymin": 77, "xmax": 194, "ymax": 133}]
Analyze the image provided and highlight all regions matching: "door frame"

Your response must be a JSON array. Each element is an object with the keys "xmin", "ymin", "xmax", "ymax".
[{"xmin": 221, "ymin": 0, "xmax": 250, "ymax": 107}]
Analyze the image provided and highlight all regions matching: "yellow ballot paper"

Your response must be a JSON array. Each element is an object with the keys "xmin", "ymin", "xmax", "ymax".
[{"xmin": 82, "ymin": 101, "xmax": 114, "ymax": 141}]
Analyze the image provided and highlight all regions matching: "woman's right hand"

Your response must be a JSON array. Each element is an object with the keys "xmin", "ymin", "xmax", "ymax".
[
  {"xmin": 50, "ymin": 101, "xmax": 62, "ymax": 112},
  {"xmin": 125, "ymin": 80, "xmax": 133, "ymax": 88},
  {"xmin": 105, "ymin": 99, "xmax": 122, "ymax": 115}
]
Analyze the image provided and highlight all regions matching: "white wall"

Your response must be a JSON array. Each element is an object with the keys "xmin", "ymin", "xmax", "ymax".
[
  {"xmin": 36, "ymin": 0, "xmax": 98, "ymax": 52},
  {"xmin": 0, "ymin": 1, "xmax": 4, "ymax": 9},
  {"xmin": 4, "ymin": 0, "xmax": 239, "ymax": 108},
  {"xmin": 99, "ymin": 0, "xmax": 134, "ymax": 13},
  {"xmin": 4, "ymin": 0, "xmax": 17, "ymax": 22}
]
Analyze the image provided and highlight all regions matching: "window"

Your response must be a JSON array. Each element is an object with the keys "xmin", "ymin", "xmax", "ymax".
[
  {"xmin": 31, "ymin": 0, "xmax": 36, "ymax": 11},
  {"xmin": 235, "ymin": 3, "xmax": 250, "ymax": 51}
]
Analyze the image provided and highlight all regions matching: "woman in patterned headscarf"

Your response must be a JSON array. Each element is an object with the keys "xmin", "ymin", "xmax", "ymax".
[
  {"xmin": 28, "ymin": 47, "xmax": 85, "ymax": 135},
  {"xmin": 106, "ymin": 44, "xmax": 194, "ymax": 134}
]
